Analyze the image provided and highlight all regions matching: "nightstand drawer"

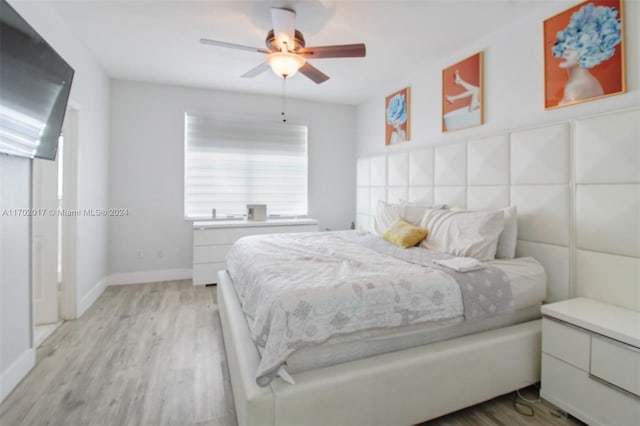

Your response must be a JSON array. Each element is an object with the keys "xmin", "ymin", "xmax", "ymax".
[
  {"xmin": 543, "ymin": 318, "xmax": 590, "ymax": 370},
  {"xmin": 591, "ymin": 336, "xmax": 640, "ymax": 397},
  {"xmin": 542, "ymin": 353, "xmax": 640, "ymax": 426}
]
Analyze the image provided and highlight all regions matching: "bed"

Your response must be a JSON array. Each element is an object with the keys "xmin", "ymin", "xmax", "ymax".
[{"xmin": 218, "ymin": 205, "xmax": 547, "ymax": 426}]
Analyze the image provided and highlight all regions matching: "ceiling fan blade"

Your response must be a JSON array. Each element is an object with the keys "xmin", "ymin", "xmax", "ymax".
[
  {"xmin": 241, "ymin": 62, "xmax": 270, "ymax": 78},
  {"xmin": 271, "ymin": 7, "xmax": 296, "ymax": 50},
  {"xmin": 200, "ymin": 38, "xmax": 270, "ymax": 54},
  {"xmin": 298, "ymin": 44, "xmax": 366, "ymax": 59},
  {"xmin": 299, "ymin": 62, "xmax": 330, "ymax": 84}
]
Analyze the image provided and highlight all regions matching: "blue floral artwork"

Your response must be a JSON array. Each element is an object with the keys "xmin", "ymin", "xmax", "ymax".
[
  {"xmin": 385, "ymin": 87, "xmax": 410, "ymax": 145},
  {"xmin": 386, "ymin": 94, "xmax": 407, "ymax": 127},
  {"xmin": 552, "ymin": 2, "xmax": 622, "ymax": 69},
  {"xmin": 544, "ymin": 0, "xmax": 625, "ymax": 109}
]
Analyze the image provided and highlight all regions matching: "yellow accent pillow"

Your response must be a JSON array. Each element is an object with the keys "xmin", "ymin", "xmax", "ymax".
[{"xmin": 382, "ymin": 218, "xmax": 428, "ymax": 248}]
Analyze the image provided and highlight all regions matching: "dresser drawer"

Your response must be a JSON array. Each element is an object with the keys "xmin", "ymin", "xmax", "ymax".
[
  {"xmin": 542, "ymin": 318, "xmax": 590, "ymax": 370},
  {"xmin": 194, "ymin": 228, "xmax": 253, "ymax": 245},
  {"xmin": 591, "ymin": 335, "xmax": 640, "ymax": 397},
  {"xmin": 193, "ymin": 262, "xmax": 226, "ymax": 285},
  {"xmin": 194, "ymin": 224, "xmax": 317, "ymax": 245},
  {"xmin": 193, "ymin": 245, "xmax": 232, "ymax": 264}
]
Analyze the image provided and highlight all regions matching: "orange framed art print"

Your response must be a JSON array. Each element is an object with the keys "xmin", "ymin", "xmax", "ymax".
[
  {"xmin": 543, "ymin": 0, "xmax": 625, "ymax": 109},
  {"xmin": 442, "ymin": 52, "xmax": 483, "ymax": 133},
  {"xmin": 385, "ymin": 87, "xmax": 410, "ymax": 145}
]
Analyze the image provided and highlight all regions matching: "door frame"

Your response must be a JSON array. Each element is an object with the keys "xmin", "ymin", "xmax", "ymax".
[
  {"xmin": 58, "ymin": 106, "xmax": 79, "ymax": 320},
  {"xmin": 31, "ymin": 145, "xmax": 60, "ymax": 325}
]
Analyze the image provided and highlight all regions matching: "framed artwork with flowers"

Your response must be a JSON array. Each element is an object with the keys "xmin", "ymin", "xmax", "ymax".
[
  {"xmin": 442, "ymin": 52, "xmax": 483, "ymax": 132},
  {"xmin": 385, "ymin": 87, "xmax": 410, "ymax": 145},
  {"xmin": 543, "ymin": 0, "xmax": 625, "ymax": 109}
]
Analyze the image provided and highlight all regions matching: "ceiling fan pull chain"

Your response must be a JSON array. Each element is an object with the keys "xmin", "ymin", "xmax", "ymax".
[{"xmin": 281, "ymin": 76, "xmax": 287, "ymax": 123}]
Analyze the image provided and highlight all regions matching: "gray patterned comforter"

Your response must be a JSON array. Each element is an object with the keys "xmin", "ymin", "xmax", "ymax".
[{"xmin": 226, "ymin": 230, "xmax": 513, "ymax": 386}]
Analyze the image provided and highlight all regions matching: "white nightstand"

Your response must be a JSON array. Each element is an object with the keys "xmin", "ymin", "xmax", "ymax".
[{"xmin": 541, "ymin": 298, "xmax": 640, "ymax": 425}]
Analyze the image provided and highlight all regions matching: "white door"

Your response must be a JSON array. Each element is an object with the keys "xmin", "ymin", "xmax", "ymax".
[{"xmin": 32, "ymin": 149, "xmax": 59, "ymax": 325}]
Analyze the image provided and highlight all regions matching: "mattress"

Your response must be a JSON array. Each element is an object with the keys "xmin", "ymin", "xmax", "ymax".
[
  {"xmin": 284, "ymin": 305, "xmax": 541, "ymax": 374},
  {"xmin": 236, "ymin": 255, "xmax": 547, "ymax": 378},
  {"xmin": 226, "ymin": 231, "xmax": 548, "ymax": 384}
]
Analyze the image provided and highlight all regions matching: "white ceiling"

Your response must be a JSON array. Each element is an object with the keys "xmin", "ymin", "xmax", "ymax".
[{"xmin": 45, "ymin": 0, "xmax": 548, "ymax": 105}]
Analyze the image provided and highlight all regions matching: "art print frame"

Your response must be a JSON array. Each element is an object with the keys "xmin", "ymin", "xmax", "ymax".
[
  {"xmin": 543, "ymin": 0, "xmax": 626, "ymax": 110},
  {"xmin": 442, "ymin": 52, "xmax": 483, "ymax": 133},
  {"xmin": 385, "ymin": 87, "xmax": 410, "ymax": 146}
]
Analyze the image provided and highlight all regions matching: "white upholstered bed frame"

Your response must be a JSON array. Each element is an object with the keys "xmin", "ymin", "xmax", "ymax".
[{"xmin": 218, "ymin": 107, "xmax": 639, "ymax": 425}]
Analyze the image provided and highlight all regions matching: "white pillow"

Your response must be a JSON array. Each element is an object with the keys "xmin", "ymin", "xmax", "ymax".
[
  {"xmin": 449, "ymin": 206, "xmax": 518, "ymax": 259},
  {"xmin": 419, "ymin": 209, "xmax": 504, "ymax": 261},
  {"xmin": 374, "ymin": 201, "xmax": 441, "ymax": 235},
  {"xmin": 496, "ymin": 206, "xmax": 517, "ymax": 259}
]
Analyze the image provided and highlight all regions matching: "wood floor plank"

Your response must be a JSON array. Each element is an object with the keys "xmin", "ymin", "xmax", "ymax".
[{"xmin": 1, "ymin": 281, "xmax": 581, "ymax": 426}]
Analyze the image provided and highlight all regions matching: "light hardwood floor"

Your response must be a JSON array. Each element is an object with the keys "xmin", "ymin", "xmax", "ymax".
[{"xmin": 1, "ymin": 281, "xmax": 582, "ymax": 426}]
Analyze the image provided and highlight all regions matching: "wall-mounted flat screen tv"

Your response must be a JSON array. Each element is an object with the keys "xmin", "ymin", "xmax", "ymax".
[{"xmin": 0, "ymin": 0, "xmax": 74, "ymax": 161}]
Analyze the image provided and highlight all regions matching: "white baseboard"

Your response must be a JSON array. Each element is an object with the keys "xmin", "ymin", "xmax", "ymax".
[
  {"xmin": 75, "ymin": 270, "xmax": 193, "ymax": 317},
  {"xmin": 77, "ymin": 276, "xmax": 108, "ymax": 318},
  {"xmin": 107, "ymin": 268, "xmax": 192, "ymax": 286},
  {"xmin": 0, "ymin": 347, "xmax": 35, "ymax": 402}
]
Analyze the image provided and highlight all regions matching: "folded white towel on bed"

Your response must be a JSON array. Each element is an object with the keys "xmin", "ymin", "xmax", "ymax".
[{"xmin": 433, "ymin": 257, "xmax": 484, "ymax": 272}]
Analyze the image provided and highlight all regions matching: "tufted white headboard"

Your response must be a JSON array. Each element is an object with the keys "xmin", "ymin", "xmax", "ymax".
[{"xmin": 356, "ymin": 107, "xmax": 639, "ymax": 311}]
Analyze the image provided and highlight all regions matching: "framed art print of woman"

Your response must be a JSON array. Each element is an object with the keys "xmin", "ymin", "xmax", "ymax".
[
  {"xmin": 385, "ymin": 87, "xmax": 410, "ymax": 145},
  {"xmin": 442, "ymin": 52, "xmax": 483, "ymax": 132},
  {"xmin": 544, "ymin": 0, "xmax": 625, "ymax": 109}
]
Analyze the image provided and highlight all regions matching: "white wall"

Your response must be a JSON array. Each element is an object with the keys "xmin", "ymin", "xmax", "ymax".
[
  {"xmin": 0, "ymin": 156, "xmax": 33, "ymax": 401},
  {"xmin": 108, "ymin": 80, "xmax": 356, "ymax": 279},
  {"xmin": 1, "ymin": 1, "xmax": 110, "ymax": 401},
  {"xmin": 356, "ymin": 1, "xmax": 639, "ymax": 157}
]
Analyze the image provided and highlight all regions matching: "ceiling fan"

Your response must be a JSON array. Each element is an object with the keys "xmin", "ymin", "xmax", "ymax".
[{"xmin": 200, "ymin": 7, "xmax": 366, "ymax": 84}]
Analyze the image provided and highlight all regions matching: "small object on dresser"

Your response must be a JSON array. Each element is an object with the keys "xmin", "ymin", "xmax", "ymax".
[
  {"xmin": 247, "ymin": 204, "xmax": 267, "ymax": 221},
  {"xmin": 211, "ymin": 208, "xmax": 216, "ymax": 219}
]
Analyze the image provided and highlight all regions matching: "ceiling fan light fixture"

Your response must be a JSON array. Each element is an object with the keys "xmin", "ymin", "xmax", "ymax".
[{"xmin": 266, "ymin": 51, "xmax": 305, "ymax": 78}]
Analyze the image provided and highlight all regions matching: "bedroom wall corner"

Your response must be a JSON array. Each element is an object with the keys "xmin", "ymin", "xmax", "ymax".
[{"xmin": 108, "ymin": 80, "xmax": 356, "ymax": 281}]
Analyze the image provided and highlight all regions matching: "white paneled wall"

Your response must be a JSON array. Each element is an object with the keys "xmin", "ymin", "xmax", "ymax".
[
  {"xmin": 387, "ymin": 153, "xmax": 409, "ymax": 204},
  {"xmin": 356, "ymin": 108, "xmax": 639, "ymax": 310},
  {"xmin": 573, "ymin": 109, "xmax": 640, "ymax": 311}
]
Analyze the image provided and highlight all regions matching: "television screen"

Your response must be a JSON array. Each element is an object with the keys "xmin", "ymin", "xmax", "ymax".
[{"xmin": 0, "ymin": 0, "xmax": 74, "ymax": 160}]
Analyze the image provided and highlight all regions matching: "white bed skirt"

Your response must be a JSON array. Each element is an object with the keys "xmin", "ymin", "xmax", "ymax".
[{"xmin": 218, "ymin": 270, "xmax": 542, "ymax": 426}]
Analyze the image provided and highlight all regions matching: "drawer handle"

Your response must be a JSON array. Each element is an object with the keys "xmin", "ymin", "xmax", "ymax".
[{"xmin": 589, "ymin": 373, "xmax": 640, "ymax": 400}]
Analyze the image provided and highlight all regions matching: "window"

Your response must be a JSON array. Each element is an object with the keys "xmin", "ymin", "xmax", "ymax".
[{"xmin": 184, "ymin": 113, "xmax": 308, "ymax": 220}]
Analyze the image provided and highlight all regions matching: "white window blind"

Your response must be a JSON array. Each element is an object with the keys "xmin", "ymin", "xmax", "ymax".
[{"xmin": 184, "ymin": 113, "xmax": 308, "ymax": 220}]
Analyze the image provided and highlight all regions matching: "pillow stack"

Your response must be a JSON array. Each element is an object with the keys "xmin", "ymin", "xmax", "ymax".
[{"xmin": 372, "ymin": 201, "xmax": 518, "ymax": 258}]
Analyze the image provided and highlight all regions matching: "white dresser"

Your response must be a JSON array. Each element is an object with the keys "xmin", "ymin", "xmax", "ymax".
[
  {"xmin": 541, "ymin": 298, "xmax": 640, "ymax": 425},
  {"xmin": 192, "ymin": 218, "xmax": 319, "ymax": 285}
]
